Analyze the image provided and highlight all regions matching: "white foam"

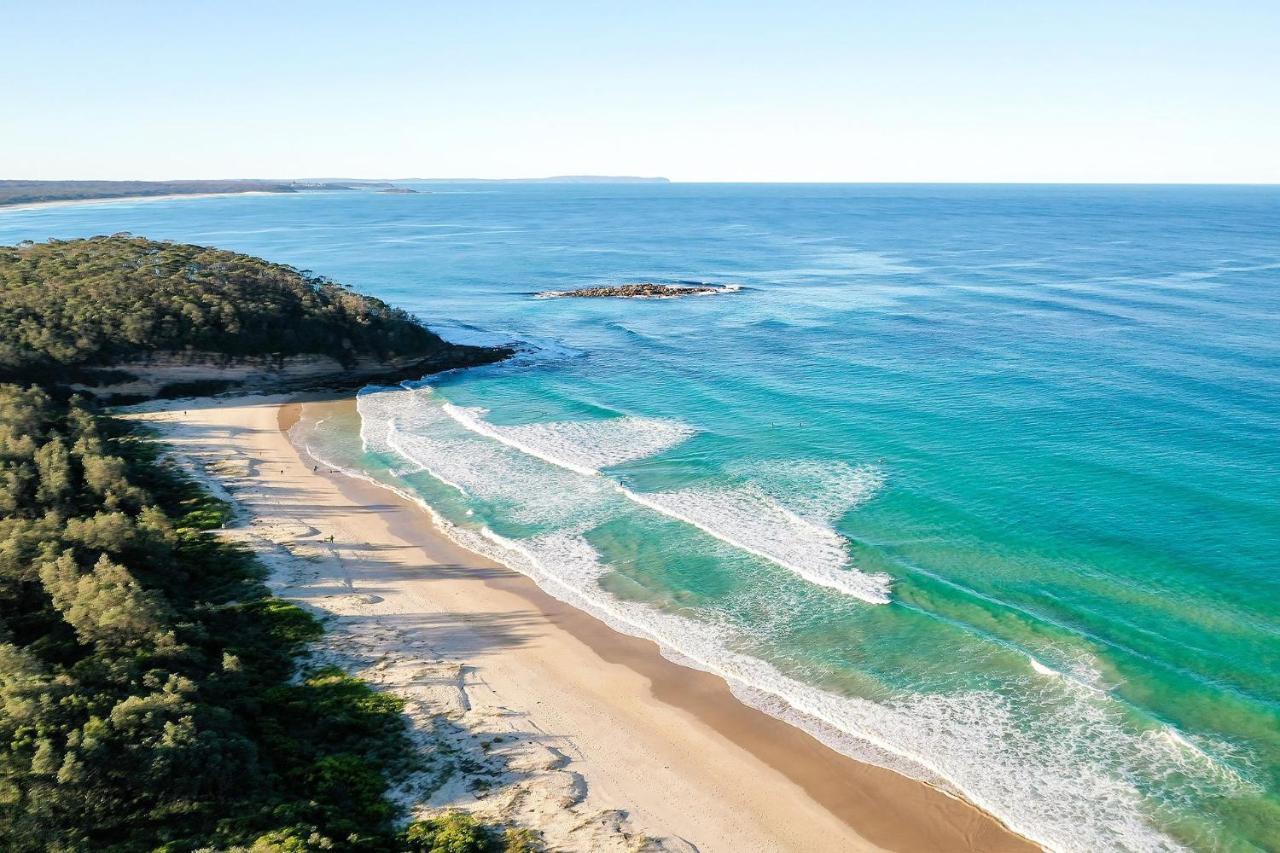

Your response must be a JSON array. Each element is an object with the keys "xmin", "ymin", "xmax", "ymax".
[
  {"xmin": 386, "ymin": 424, "xmax": 615, "ymax": 529},
  {"xmin": 441, "ymin": 403, "xmax": 693, "ymax": 475},
  {"xmin": 738, "ymin": 459, "xmax": 886, "ymax": 521},
  {"xmin": 1029, "ymin": 655, "xmax": 1060, "ymax": 677},
  {"xmin": 1025, "ymin": 647, "xmax": 1113, "ymax": 698},
  {"xmin": 618, "ymin": 484, "xmax": 892, "ymax": 605},
  {"xmin": 437, "ymin": 399, "xmax": 890, "ymax": 603},
  {"xmin": 1147, "ymin": 727, "xmax": 1252, "ymax": 792},
  {"xmin": 386, "ymin": 428, "xmax": 471, "ymax": 497},
  {"xmin": 358, "ymin": 385, "xmax": 447, "ymax": 455}
]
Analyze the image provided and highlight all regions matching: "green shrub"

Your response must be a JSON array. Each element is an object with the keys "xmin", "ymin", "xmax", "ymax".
[
  {"xmin": 249, "ymin": 598, "xmax": 325, "ymax": 648},
  {"xmin": 501, "ymin": 826, "xmax": 541, "ymax": 852},
  {"xmin": 404, "ymin": 811, "xmax": 495, "ymax": 853},
  {"xmin": 306, "ymin": 753, "xmax": 396, "ymax": 829},
  {"xmin": 247, "ymin": 826, "xmax": 336, "ymax": 851}
]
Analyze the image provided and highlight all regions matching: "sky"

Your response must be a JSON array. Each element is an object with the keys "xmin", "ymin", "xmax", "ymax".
[{"xmin": 4, "ymin": 1, "xmax": 1278, "ymax": 183}]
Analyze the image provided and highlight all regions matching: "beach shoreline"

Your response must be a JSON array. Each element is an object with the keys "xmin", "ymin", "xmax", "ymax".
[{"xmin": 130, "ymin": 393, "xmax": 1038, "ymax": 853}]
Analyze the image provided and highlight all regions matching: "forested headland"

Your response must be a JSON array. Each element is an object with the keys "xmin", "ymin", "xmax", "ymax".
[
  {"xmin": 0, "ymin": 240, "xmax": 527, "ymax": 851},
  {"xmin": 0, "ymin": 236, "xmax": 508, "ymax": 394}
]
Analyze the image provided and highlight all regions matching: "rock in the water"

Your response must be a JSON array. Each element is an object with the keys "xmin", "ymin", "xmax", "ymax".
[{"xmin": 537, "ymin": 282, "xmax": 740, "ymax": 299}]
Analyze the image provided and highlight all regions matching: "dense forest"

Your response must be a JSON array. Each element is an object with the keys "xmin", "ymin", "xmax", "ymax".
[
  {"xmin": 0, "ymin": 236, "xmax": 504, "ymax": 383},
  {"xmin": 0, "ymin": 241, "xmax": 528, "ymax": 850},
  {"xmin": 0, "ymin": 386, "xmax": 395, "ymax": 849}
]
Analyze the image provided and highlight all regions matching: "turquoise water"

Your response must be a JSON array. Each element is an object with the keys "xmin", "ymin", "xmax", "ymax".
[{"xmin": 3, "ymin": 185, "xmax": 1277, "ymax": 851}]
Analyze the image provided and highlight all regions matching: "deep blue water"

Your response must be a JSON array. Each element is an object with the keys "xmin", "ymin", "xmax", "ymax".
[{"xmin": 3, "ymin": 184, "xmax": 1278, "ymax": 851}]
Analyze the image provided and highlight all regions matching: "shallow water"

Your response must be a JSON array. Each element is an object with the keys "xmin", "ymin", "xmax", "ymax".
[{"xmin": 4, "ymin": 184, "xmax": 1278, "ymax": 851}]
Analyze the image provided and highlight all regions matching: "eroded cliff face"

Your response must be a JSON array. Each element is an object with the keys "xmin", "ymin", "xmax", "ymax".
[{"xmin": 66, "ymin": 345, "xmax": 511, "ymax": 401}]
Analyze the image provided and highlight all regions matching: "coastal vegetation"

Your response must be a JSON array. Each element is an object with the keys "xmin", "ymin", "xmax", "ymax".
[
  {"xmin": 0, "ymin": 385, "xmax": 412, "ymax": 849},
  {"xmin": 0, "ymin": 240, "xmax": 527, "ymax": 850},
  {"xmin": 0, "ymin": 236, "xmax": 507, "ymax": 389}
]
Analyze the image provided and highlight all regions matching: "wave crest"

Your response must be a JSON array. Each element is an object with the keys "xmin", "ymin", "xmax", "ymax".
[{"xmin": 441, "ymin": 403, "xmax": 694, "ymax": 475}]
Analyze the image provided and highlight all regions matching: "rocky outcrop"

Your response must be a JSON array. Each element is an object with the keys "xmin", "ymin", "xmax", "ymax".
[{"xmin": 537, "ymin": 282, "xmax": 740, "ymax": 299}]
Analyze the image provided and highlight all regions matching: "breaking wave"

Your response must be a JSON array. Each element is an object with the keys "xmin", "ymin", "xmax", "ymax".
[
  {"xmin": 617, "ymin": 484, "xmax": 891, "ymax": 604},
  {"xmin": 440, "ymin": 403, "xmax": 695, "ymax": 475},
  {"xmin": 437, "ymin": 396, "xmax": 890, "ymax": 603}
]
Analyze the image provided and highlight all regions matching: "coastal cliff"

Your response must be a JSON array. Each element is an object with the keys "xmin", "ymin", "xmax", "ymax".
[{"xmin": 65, "ymin": 348, "xmax": 505, "ymax": 400}]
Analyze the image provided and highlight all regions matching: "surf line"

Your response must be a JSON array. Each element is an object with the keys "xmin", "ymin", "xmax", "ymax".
[
  {"xmin": 438, "ymin": 401, "xmax": 891, "ymax": 605},
  {"xmin": 616, "ymin": 485, "xmax": 892, "ymax": 605},
  {"xmin": 441, "ymin": 403, "xmax": 600, "ymax": 476}
]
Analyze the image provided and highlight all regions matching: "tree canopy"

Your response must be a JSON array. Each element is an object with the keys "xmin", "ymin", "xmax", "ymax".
[
  {"xmin": 0, "ymin": 385, "xmax": 422, "ymax": 850},
  {"xmin": 0, "ymin": 236, "xmax": 458, "ymax": 380}
]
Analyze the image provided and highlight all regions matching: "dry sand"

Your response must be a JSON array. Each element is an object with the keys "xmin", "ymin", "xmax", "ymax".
[{"xmin": 127, "ymin": 394, "xmax": 1037, "ymax": 853}]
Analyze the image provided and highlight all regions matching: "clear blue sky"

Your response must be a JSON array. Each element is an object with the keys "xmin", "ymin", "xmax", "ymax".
[{"xmin": 5, "ymin": 1, "xmax": 1277, "ymax": 182}]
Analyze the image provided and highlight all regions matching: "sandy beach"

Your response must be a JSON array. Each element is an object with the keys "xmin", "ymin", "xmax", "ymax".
[{"xmin": 129, "ymin": 394, "xmax": 1037, "ymax": 853}]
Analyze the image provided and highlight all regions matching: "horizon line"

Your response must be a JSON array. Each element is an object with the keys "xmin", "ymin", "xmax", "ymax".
[{"xmin": 5, "ymin": 177, "xmax": 1280, "ymax": 187}]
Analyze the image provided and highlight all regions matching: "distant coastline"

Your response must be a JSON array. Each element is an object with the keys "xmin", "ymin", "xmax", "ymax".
[
  {"xmin": 0, "ymin": 176, "xmax": 670, "ymax": 209},
  {"xmin": 0, "ymin": 179, "xmax": 391, "ymax": 208}
]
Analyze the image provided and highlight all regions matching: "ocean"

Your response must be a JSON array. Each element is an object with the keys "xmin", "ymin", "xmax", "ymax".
[{"xmin": 3, "ymin": 183, "xmax": 1277, "ymax": 851}]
